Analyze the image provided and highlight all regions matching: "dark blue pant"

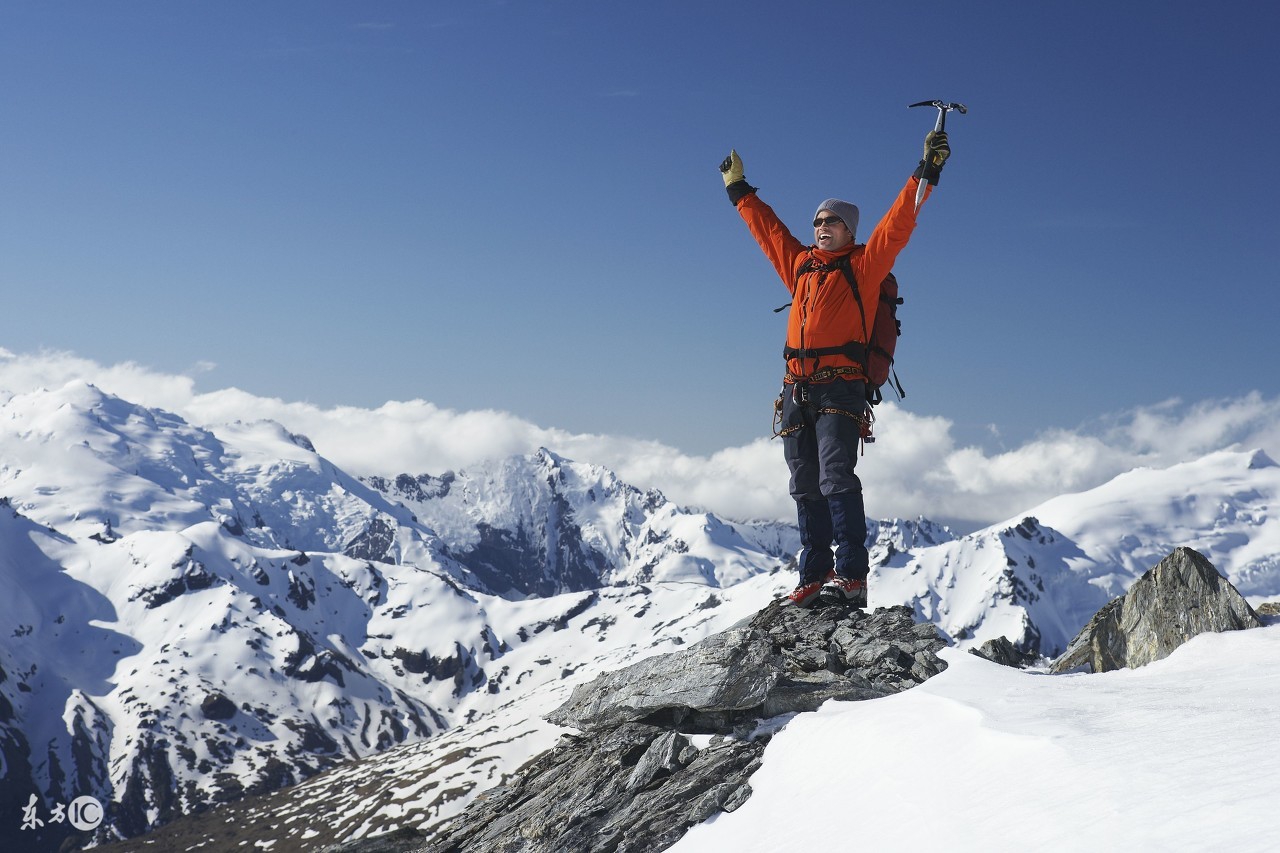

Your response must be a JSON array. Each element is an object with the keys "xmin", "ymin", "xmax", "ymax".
[{"xmin": 780, "ymin": 378, "xmax": 870, "ymax": 584}]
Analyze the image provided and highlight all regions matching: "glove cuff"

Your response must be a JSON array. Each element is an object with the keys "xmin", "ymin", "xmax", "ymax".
[
  {"xmin": 725, "ymin": 180, "xmax": 757, "ymax": 205},
  {"xmin": 913, "ymin": 160, "xmax": 942, "ymax": 187}
]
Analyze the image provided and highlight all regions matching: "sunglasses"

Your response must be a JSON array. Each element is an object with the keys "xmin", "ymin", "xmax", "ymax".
[{"xmin": 812, "ymin": 215, "xmax": 845, "ymax": 229}]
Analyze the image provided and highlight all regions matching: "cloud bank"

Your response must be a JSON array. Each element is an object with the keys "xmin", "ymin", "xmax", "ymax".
[{"xmin": 4, "ymin": 348, "xmax": 1278, "ymax": 531}]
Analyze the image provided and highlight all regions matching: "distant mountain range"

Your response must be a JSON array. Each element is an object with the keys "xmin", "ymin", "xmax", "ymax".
[{"xmin": 2, "ymin": 380, "xmax": 1277, "ymax": 851}]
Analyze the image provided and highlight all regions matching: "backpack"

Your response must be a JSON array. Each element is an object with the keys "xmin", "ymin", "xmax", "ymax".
[{"xmin": 782, "ymin": 253, "xmax": 906, "ymax": 405}]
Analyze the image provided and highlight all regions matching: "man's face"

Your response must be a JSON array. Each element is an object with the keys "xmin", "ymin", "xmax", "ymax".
[{"xmin": 813, "ymin": 212, "xmax": 852, "ymax": 251}]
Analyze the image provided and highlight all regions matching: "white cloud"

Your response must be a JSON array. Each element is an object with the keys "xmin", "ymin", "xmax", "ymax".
[
  {"xmin": 857, "ymin": 393, "xmax": 1280, "ymax": 528},
  {"xmin": 0, "ymin": 349, "xmax": 199, "ymax": 410},
  {"xmin": 3, "ymin": 348, "xmax": 1277, "ymax": 530}
]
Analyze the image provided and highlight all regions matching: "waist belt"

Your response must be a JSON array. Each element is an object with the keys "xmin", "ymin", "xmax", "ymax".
[
  {"xmin": 783, "ymin": 342, "xmax": 868, "ymax": 364},
  {"xmin": 784, "ymin": 366, "xmax": 864, "ymax": 385}
]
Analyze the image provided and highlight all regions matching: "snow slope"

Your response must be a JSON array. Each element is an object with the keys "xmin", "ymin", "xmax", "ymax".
[{"xmin": 673, "ymin": 622, "xmax": 1280, "ymax": 853}]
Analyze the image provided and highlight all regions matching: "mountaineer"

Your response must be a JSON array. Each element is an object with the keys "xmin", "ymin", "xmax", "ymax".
[{"xmin": 719, "ymin": 129, "xmax": 950, "ymax": 608}]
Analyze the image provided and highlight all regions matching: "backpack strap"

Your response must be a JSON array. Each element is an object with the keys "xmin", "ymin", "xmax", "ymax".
[{"xmin": 833, "ymin": 254, "xmax": 873, "ymax": 344}]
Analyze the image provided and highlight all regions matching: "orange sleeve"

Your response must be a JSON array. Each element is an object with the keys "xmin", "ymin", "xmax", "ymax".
[
  {"xmin": 736, "ymin": 192, "xmax": 808, "ymax": 296},
  {"xmin": 853, "ymin": 176, "xmax": 923, "ymax": 327}
]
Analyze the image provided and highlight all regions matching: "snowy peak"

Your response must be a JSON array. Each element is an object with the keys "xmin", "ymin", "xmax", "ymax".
[
  {"xmin": 364, "ymin": 449, "xmax": 796, "ymax": 597},
  {"xmin": 1, "ymin": 381, "xmax": 228, "ymax": 539},
  {"xmin": 1248, "ymin": 448, "xmax": 1278, "ymax": 469},
  {"xmin": 868, "ymin": 516, "xmax": 956, "ymax": 566},
  {"xmin": 0, "ymin": 384, "xmax": 797, "ymax": 849},
  {"xmin": 874, "ymin": 448, "xmax": 1280, "ymax": 657},
  {"xmin": 1018, "ymin": 448, "xmax": 1280, "ymax": 597}
]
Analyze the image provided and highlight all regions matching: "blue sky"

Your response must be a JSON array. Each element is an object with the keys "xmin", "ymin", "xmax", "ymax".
[{"xmin": 2, "ymin": 1, "xmax": 1277, "ymax": 467}]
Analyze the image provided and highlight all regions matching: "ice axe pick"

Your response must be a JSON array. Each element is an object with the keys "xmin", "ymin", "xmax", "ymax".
[{"xmin": 909, "ymin": 100, "xmax": 967, "ymax": 209}]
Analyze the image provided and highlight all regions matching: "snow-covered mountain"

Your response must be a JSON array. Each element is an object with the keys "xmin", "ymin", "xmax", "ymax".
[
  {"xmin": 877, "ymin": 448, "xmax": 1280, "ymax": 656},
  {"xmin": 0, "ymin": 381, "xmax": 800, "ymax": 851},
  {"xmin": 2, "ymin": 379, "xmax": 1278, "ymax": 851},
  {"xmin": 362, "ymin": 448, "xmax": 800, "ymax": 595}
]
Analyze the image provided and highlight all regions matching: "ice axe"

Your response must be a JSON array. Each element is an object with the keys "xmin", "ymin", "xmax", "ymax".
[{"xmin": 909, "ymin": 100, "xmax": 967, "ymax": 209}]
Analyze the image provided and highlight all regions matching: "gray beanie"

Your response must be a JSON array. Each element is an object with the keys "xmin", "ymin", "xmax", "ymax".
[{"xmin": 814, "ymin": 198, "xmax": 860, "ymax": 242}]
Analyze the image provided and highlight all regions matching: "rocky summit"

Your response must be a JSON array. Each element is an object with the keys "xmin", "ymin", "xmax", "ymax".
[
  {"xmin": 1051, "ymin": 547, "xmax": 1262, "ymax": 673},
  {"xmin": 547, "ymin": 601, "xmax": 946, "ymax": 734},
  {"xmin": 417, "ymin": 601, "xmax": 946, "ymax": 853}
]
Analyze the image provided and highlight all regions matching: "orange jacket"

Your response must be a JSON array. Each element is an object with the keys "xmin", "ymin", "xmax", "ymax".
[{"xmin": 737, "ymin": 176, "xmax": 926, "ymax": 382}]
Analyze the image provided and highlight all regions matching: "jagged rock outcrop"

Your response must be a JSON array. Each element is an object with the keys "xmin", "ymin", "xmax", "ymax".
[
  {"xmin": 421, "ymin": 602, "xmax": 946, "ymax": 853},
  {"xmin": 1051, "ymin": 547, "xmax": 1262, "ymax": 674},
  {"xmin": 970, "ymin": 636, "xmax": 1040, "ymax": 668},
  {"xmin": 419, "ymin": 721, "xmax": 766, "ymax": 853},
  {"xmin": 547, "ymin": 602, "xmax": 945, "ymax": 733}
]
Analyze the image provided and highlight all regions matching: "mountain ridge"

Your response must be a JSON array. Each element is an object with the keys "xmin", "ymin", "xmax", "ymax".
[
  {"xmin": 0, "ymin": 382, "xmax": 797, "ymax": 850},
  {"xmin": 2, "ymin": 381, "xmax": 1278, "ymax": 850}
]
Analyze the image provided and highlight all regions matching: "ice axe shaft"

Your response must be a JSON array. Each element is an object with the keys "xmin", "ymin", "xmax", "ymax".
[{"xmin": 910, "ymin": 100, "xmax": 967, "ymax": 209}]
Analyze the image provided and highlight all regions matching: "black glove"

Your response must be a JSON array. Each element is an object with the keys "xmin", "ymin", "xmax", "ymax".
[
  {"xmin": 913, "ymin": 130, "xmax": 950, "ymax": 186},
  {"xmin": 719, "ymin": 148, "xmax": 756, "ymax": 205}
]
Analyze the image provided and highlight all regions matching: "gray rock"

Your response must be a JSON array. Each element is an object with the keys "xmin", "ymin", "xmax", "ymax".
[
  {"xmin": 199, "ymin": 691, "xmax": 237, "ymax": 720},
  {"xmin": 547, "ymin": 602, "xmax": 945, "ymax": 734},
  {"xmin": 423, "ymin": 722, "xmax": 765, "ymax": 853},
  {"xmin": 420, "ymin": 603, "xmax": 947, "ymax": 853},
  {"xmin": 970, "ymin": 636, "xmax": 1039, "ymax": 669},
  {"xmin": 625, "ymin": 730, "xmax": 697, "ymax": 792},
  {"xmin": 1051, "ymin": 547, "xmax": 1261, "ymax": 674}
]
